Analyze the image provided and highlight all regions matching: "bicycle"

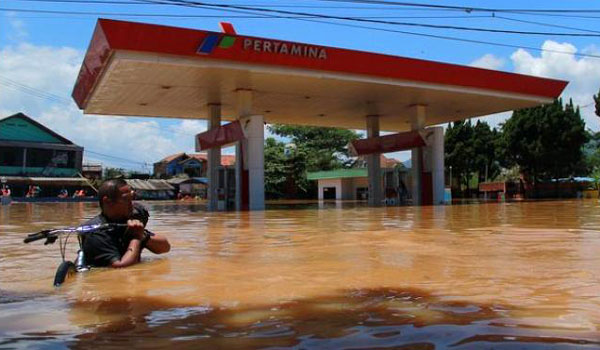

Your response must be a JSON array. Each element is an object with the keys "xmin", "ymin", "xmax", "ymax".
[{"xmin": 23, "ymin": 223, "xmax": 153, "ymax": 287}]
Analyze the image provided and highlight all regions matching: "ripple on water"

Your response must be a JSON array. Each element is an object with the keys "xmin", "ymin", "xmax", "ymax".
[{"xmin": 1, "ymin": 200, "xmax": 600, "ymax": 349}]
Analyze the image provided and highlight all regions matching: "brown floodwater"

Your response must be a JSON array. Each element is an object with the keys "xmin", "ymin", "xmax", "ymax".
[{"xmin": 1, "ymin": 199, "xmax": 600, "ymax": 349}]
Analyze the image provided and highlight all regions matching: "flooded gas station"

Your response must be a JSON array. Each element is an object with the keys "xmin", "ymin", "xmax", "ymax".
[
  {"xmin": 2, "ymin": 200, "xmax": 600, "ymax": 348},
  {"xmin": 2, "ymin": 18, "xmax": 596, "ymax": 350}
]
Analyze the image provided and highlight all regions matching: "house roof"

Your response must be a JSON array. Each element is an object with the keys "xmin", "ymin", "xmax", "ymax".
[
  {"xmin": 0, "ymin": 113, "xmax": 76, "ymax": 145},
  {"xmin": 189, "ymin": 153, "xmax": 236, "ymax": 166},
  {"xmin": 167, "ymin": 177, "xmax": 208, "ymax": 185},
  {"xmin": 307, "ymin": 168, "xmax": 368, "ymax": 180},
  {"xmin": 125, "ymin": 179, "xmax": 175, "ymax": 191},
  {"xmin": 156, "ymin": 152, "xmax": 236, "ymax": 166},
  {"xmin": 355, "ymin": 154, "xmax": 402, "ymax": 169},
  {"xmin": 157, "ymin": 152, "xmax": 187, "ymax": 164}
]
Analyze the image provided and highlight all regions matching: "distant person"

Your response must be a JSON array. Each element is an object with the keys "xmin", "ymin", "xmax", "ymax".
[
  {"xmin": 58, "ymin": 189, "xmax": 69, "ymax": 199},
  {"xmin": 82, "ymin": 179, "xmax": 170, "ymax": 268},
  {"xmin": 33, "ymin": 185, "xmax": 41, "ymax": 197}
]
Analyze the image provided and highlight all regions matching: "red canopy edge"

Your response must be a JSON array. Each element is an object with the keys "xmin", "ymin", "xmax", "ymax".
[
  {"xmin": 349, "ymin": 130, "xmax": 426, "ymax": 156},
  {"xmin": 195, "ymin": 120, "xmax": 245, "ymax": 151}
]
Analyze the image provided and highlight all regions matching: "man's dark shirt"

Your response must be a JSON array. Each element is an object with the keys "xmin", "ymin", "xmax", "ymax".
[{"xmin": 82, "ymin": 203, "xmax": 149, "ymax": 267}]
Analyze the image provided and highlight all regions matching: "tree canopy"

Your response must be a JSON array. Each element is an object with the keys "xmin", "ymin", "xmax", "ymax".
[
  {"xmin": 501, "ymin": 98, "xmax": 588, "ymax": 182},
  {"xmin": 594, "ymin": 88, "xmax": 600, "ymax": 118},
  {"xmin": 445, "ymin": 119, "xmax": 501, "ymax": 192},
  {"xmin": 265, "ymin": 125, "xmax": 360, "ymax": 198}
]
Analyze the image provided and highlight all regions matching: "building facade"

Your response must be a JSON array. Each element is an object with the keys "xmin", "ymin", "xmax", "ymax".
[
  {"xmin": 153, "ymin": 152, "xmax": 235, "ymax": 178},
  {"xmin": 0, "ymin": 113, "xmax": 83, "ymax": 177},
  {"xmin": 307, "ymin": 156, "xmax": 410, "ymax": 204}
]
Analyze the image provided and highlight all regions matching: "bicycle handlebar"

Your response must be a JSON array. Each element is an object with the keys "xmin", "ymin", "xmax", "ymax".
[
  {"xmin": 23, "ymin": 231, "xmax": 49, "ymax": 243},
  {"xmin": 23, "ymin": 223, "xmax": 155, "ymax": 244}
]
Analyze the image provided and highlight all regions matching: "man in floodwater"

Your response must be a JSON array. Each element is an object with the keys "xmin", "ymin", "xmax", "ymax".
[{"xmin": 82, "ymin": 179, "xmax": 170, "ymax": 268}]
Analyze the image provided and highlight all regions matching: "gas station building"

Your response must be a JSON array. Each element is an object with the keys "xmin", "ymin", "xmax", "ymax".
[{"xmin": 72, "ymin": 19, "xmax": 567, "ymax": 210}]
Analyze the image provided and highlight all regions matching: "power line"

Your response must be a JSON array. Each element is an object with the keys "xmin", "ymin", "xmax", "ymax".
[
  {"xmin": 316, "ymin": 0, "xmax": 600, "ymax": 14},
  {"xmin": 6, "ymin": 0, "xmax": 600, "ymax": 36},
  {"xmin": 84, "ymin": 149, "xmax": 149, "ymax": 165},
  {"xmin": 494, "ymin": 14, "xmax": 600, "ymax": 34},
  {"xmin": 295, "ymin": 16, "xmax": 600, "ymax": 59},
  {"xmin": 0, "ymin": 122, "xmax": 151, "ymax": 168},
  {"xmin": 129, "ymin": 0, "xmax": 600, "ymax": 59},
  {"xmin": 0, "ymin": 76, "xmax": 73, "ymax": 104},
  {"xmin": 12, "ymin": 0, "xmax": 600, "ymax": 13},
  {"xmin": 0, "ymin": 76, "xmax": 206, "ymax": 137},
  {"xmin": 69, "ymin": 0, "xmax": 593, "ymax": 37},
  {"xmin": 6, "ymin": 0, "xmax": 599, "ymax": 58},
  {"xmin": 1, "ymin": 0, "xmax": 482, "ymax": 10},
  {"xmin": 0, "ymin": 7, "xmax": 493, "ymax": 19}
]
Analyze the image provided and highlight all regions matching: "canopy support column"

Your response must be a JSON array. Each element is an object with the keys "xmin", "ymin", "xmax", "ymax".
[
  {"xmin": 245, "ymin": 114, "xmax": 265, "ymax": 210},
  {"xmin": 366, "ymin": 115, "xmax": 382, "ymax": 206},
  {"xmin": 429, "ymin": 126, "xmax": 445, "ymax": 205},
  {"xmin": 236, "ymin": 89, "xmax": 252, "ymax": 211},
  {"xmin": 411, "ymin": 105, "xmax": 426, "ymax": 206},
  {"xmin": 207, "ymin": 103, "xmax": 221, "ymax": 211}
]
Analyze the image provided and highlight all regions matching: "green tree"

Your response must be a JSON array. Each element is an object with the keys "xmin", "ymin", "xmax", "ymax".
[
  {"xmin": 445, "ymin": 120, "xmax": 477, "ymax": 193},
  {"xmin": 594, "ymin": 88, "xmax": 600, "ymax": 118},
  {"xmin": 502, "ymin": 99, "xmax": 588, "ymax": 187},
  {"xmin": 268, "ymin": 124, "xmax": 359, "ymax": 171},
  {"xmin": 103, "ymin": 167, "xmax": 127, "ymax": 179},
  {"xmin": 472, "ymin": 120, "xmax": 501, "ymax": 183},
  {"xmin": 446, "ymin": 120, "xmax": 503, "ymax": 195},
  {"xmin": 264, "ymin": 138, "xmax": 288, "ymax": 198},
  {"xmin": 265, "ymin": 125, "xmax": 360, "ymax": 199}
]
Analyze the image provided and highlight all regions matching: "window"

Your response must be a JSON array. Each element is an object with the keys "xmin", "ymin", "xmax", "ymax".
[
  {"xmin": 0, "ymin": 147, "xmax": 23, "ymax": 166},
  {"xmin": 26, "ymin": 148, "xmax": 54, "ymax": 167}
]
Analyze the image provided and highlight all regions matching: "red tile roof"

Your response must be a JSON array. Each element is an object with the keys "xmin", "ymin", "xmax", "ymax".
[
  {"xmin": 189, "ymin": 153, "xmax": 236, "ymax": 166},
  {"xmin": 158, "ymin": 152, "xmax": 187, "ymax": 163}
]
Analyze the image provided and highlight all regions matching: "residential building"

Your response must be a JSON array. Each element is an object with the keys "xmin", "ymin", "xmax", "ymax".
[
  {"xmin": 153, "ymin": 152, "xmax": 235, "ymax": 178},
  {"xmin": 307, "ymin": 155, "xmax": 409, "ymax": 203},
  {"xmin": 82, "ymin": 163, "xmax": 102, "ymax": 180},
  {"xmin": 0, "ymin": 113, "xmax": 83, "ymax": 177}
]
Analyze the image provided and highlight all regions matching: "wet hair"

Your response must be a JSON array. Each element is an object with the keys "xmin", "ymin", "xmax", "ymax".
[{"xmin": 98, "ymin": 178, "xmax": 128, "ymax": 211}]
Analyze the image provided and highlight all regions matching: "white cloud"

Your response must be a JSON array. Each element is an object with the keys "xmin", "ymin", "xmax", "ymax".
[
  {"xmin": 469, "ymin": 54, "xmax": 506, "ymax": 70},
  {"xmin": 5, "ymin": 12, "xmax": 28, "ymax": 42},
  {"xmin": 511, "ymin": 40, "xmax": 600, "ymax": 130},
  {"xmin": 0, "ymin": 42, "xmax": 207, "ymax": 172},
  {"xmin": 471, "ymin": 41, "xmax": 600, "ymax": 131}
]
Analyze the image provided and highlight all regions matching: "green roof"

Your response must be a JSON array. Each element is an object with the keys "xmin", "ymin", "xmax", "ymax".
[
  {"xmin": 0, "ymin": 113, "xmax": 73, "ymax": 144},
  {"xmin": 306, "ymin": 168, "xmax": 368, "ymax": 180}
]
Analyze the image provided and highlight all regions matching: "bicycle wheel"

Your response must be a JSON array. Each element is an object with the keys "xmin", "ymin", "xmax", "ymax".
[{"xmin": 53, "ymin": 261, "xmax": 76, "ymax": 287}]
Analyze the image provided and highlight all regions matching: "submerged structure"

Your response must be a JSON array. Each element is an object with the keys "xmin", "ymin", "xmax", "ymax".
[{"xmin": 72, "ymin": 19, "xmax": 567, "ymax": 210}]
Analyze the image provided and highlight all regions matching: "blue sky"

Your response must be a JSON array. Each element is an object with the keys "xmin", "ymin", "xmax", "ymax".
[{"xmin": 1, "ymin": 0, "xmax": 599, "ymax": 171}]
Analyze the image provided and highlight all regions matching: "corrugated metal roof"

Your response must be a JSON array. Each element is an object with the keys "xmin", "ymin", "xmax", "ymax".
[
  {"xmin": 306, "ymin": 169, "xmax": 368, "ymax": 180},
  {"xmin": 167, "ymin": 177, "xmax": 208, "ymax": 185},
  {"xmin": 2, "ymin": 176, "xmax": 92, "ymax": 186},
  {"xmin": 126, "ymin": 179, "xmax": 174, "ymax": 191}
]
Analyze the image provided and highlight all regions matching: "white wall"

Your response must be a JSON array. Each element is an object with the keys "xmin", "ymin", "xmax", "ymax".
[{"xmin": 318, "ymin": 179, "xmax": 342, "ymax": 200}]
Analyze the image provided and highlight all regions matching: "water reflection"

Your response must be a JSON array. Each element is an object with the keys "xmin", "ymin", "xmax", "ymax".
[
  {"xmin": 1, "ymin": 200, "xmax": 600, "ymax": 348},
  {"xmin": 61, "ymin": 288, "xmax": 600, "ymax": 350}
]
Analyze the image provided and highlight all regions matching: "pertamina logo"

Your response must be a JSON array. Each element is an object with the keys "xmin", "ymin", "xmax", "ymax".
[
  {"xmin": 197, "ymin": 34, "xmax": 236, "ymax": 55},
  {"xmin": 197, "ymin": 34, "xmax": 327, "ymax": 60}
]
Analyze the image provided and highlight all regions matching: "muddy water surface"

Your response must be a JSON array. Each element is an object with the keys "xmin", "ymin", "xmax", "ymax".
[{"xmin": 1, "ymin": 200, "xmax": 600, "ymax": 349}]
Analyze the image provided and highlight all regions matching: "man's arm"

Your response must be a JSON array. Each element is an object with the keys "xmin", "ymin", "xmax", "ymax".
[
  {"xmin": 110, "ymin": 238, "xmax": 143, "ymax": 268},
  {"xmin": 110, "ymin": 219, "xmax": 145, "ymax": 268},
  {"xmin": 143, "ymin": 233, "xmax": 170, "ymax": 254}
]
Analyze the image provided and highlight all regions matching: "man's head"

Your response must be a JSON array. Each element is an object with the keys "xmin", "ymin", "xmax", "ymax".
[{"xmin": 98, "ymin": 179, "xmax": 134, "ymax": 222}]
